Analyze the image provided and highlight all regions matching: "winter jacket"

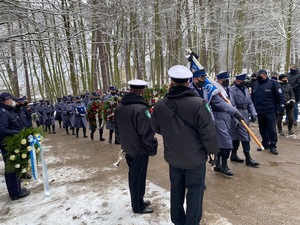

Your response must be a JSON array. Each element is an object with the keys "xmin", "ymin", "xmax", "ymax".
[
  {"xmin": 279, "ymin": 81, "xmax": 295, "ymax": 104},
  {"xmin": 114, "ymin": 92, "xmax": 157, "ymax": 157},
  {"xmin": 251, "ymin": 77, "xmax": 285, "ymax": 114},
  {"xmin": 287, "ymin": 71, "xmax": 300, "ymax": 102},
  {"xmin": 0, "ymin": 103, "xmax": 23, "ymax": 147},
  {"xmin": 151, "ymin": 86, "xmax": 219, "ymax": 169}
]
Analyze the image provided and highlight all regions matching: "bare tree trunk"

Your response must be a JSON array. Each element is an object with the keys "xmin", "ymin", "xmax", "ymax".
[{"xmin": 62, "ymin": 0, "xmax": 78, "ymax": 95}]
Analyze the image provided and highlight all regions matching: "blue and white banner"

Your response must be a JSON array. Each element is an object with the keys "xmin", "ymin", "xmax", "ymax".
[
  {"xmin": 202, "ymin": 79, "xmax": 220, "ymax": 104},
  {"xmin": 190, "ymin": 60, "xmax": 200, "ymax": 72},
  {"xmin": 188, "ymin": 55, "xmax": 220, "ymax": 103}
]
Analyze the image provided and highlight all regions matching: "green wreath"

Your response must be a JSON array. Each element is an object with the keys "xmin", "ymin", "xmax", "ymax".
[{"xmin": 3, "ymin": 127, "xmax": 45, "ymax": 177}]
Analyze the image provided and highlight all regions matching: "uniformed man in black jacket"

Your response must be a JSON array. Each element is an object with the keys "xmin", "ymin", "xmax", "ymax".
[
  {"xmin": 252, "ymin": 70, "xmax": 285, "ymax": 154},
  {"xmin": 114, "ymin": 79, "xmax": 158, "ymax": 214},
  {"xmin": 0, "ymin": 92, "xmax": 30, "ymax": 200},
  {"xmin": 151, "ymin": 65, "xmax": 219, "ymax": 225}
]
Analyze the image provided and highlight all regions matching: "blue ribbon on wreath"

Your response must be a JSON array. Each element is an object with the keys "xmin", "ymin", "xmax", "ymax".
[{"xmin": 28, "ymin": 134, "xmax": 50, "ymax": 196}]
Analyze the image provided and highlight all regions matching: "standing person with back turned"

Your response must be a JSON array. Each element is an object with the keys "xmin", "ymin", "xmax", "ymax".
[
  {"xmin": 151, "ymin": 65, "xmax": 219, "ymax": 225},
  {"xmin": 114, "ymin": 79, "xmax": 158, "ymax": 214}
]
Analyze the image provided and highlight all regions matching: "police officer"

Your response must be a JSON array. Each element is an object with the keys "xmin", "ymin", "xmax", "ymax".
[
  {"xmin": 230, "ymin": 74, "xmax": 260, "ymax": 166},
  {"xmin": 22, "ymin": 97, "xmax": 32, "ymax": 128},
  {"xmin": 151, "ymin": 65, "xmax": 219, "ymax": 225},
  {"xmin": 87, "ymin": 93, "xmax": 105, "ymax": 141},
  {"xmin": 103, "ymin": 87, "xmax": 121, "ymax": 144},
  {"xmin": 188, "ymin": 68, "xmax": 206, "ymax": 99},
  {"xmin": 54, "ymin": 97, "xmax": 63, "ymax": 129},
  {"xmin": 115, "ymin": 79, "xmax": 158, "ymax": 214},
  {"xmin": 0, "ymin": 92, "xmax": 30, "ymax": 200},
  {"xmin": 30, "ymin": 101, "xmax": 40, "ymax": 127},
  {"xmin": 211, "ymin": 71, "xmax": 243, "ymax": 176},
  {"xmin": 251, "ymin": 69, "xmax": 285, "ymax": 154},
  {"xmin": 44, "ymin": 100, "xmax": 56, "ymax": 134},
  {"xmin": 61, "ymin": 97, "xmax": 75, "ymax": 135},
  {"xmin": 72, "ymin": 96, "xmax": 88, "ymax": 138},
  {"xmin": 37, "ymin": 100, "xmax": 46, "ymax": 130},
  {"xmin": 12, "ymin": 97, "xmax": 27, "ymax": 128}
]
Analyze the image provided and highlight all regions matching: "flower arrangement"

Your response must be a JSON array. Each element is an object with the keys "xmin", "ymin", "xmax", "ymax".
[
  {"xmin": 103, "ymin": 96, "xmax": 120, "ymax": 122},
  {"xmin": 4, "ymin": 127, "xmax": 45, "ymax": 177},
  {"xmin": 86, "ymin": 100, "xmax": 104, "ymax": 127},
  {"xmin": 144, "ymin": 85, "xmax": 168, "ymax": 107}
]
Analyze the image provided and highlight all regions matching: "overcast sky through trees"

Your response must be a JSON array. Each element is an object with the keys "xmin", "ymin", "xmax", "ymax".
[{"xmin": 0, "ymin": 0, "xmax": 300, "ymax": 101}]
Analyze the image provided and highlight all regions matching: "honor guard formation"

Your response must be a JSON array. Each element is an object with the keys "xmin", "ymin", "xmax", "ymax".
[{"xmin": 1, "ymin": 57, "xmax": 299, "ymax": 225}]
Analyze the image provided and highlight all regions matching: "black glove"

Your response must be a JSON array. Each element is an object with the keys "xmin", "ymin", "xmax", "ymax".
[
  {"xmin": 208, "ymin": 154, "xmax": 217, "ymax": 166},
  {"xmin": 289, "ymin": 101, "xmax": 295, "ymax": 108},
  {"xmin": 234, "ymin": 110, "xmax": 243, "ymax": 121},
  {"xmin": 250, "ymin": 114, "xmax": 257, "ymax": 122},
  {"xmin": 187, "ymin": 51, "xmax": 199, "ymax": 62},
  {"xmin": 148, "ymin": 137, "xmax": 158, "ymax": 156},
  {"xmin": 278, "ymin": 111, "xmax": 284, "ymax": 116}
]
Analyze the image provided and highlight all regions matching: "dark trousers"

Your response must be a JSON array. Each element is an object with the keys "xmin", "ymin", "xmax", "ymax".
[
  {"xmin": 0, "ymin": 147, "xmax": 21, "ymax": 196},
  {"xmin": 169, "ymin": 164, "xmax": 206, "ymax": 225},
  {"xmin": 125, "ymin": 154, "xmax": 149, "ymax": 213},
  {"xmin": 218, "ymin": 148, "xmax": 231, "ymax": 160},
  {"xmin": 257, "ymin": 112, "xmax": 277, "ymax": 148},
  {"xmin": 277, "ymin": 106, "xmax": 294, "ymax": 131},
  {"xmin": 232, "ymin": 140, "xmax": 250, "ymax": 153}
]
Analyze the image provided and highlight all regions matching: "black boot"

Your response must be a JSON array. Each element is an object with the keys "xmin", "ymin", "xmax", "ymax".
[
  {"xmin": 76, "ymin": 128, "xmax": 79, "ymax": 138},
  {"xmin": 46, "ymin": 125, "xmax": 51, "ymax": 133},
  {"xmin": 71, "ymin": 127, "xmax": 75, "ymax": 135},
  {"xmin": 109, "ymin": 130, "xmax": 113, "ymax": 144},
  {"xmin": 115, "ymin": 134, "xmax": 121, "ymax": 144},
  {"xmin": 99, "ymin": 129, "xmax": 105, "ymax": 141},
  {"xmin": 59, "ymin": 121, "xmax": 62, "ymax": 129},
  {"xmin": 220, "ymin": 159, "xmax": 234, "ymax": 176},
  {"xmin": 213, "ymin": 157, "xmax": 221, "ymax": 172},
  {"xmin": 66, "ymin": 127, "xmax": 69, "ymax": 134},
  {"xmin": 90, "ymin": 129, "xmax": 95, "ymax": 140},
  {"xmin": 52, "ymin": 125, "xmax": 56, "ymax": 134},
  {"xmin": 244, "ymin": 152, "xmax": 260, "ymax": 166},
  {"xmin": 230, "ymin": 149, "xmax": 244, "ymax": 163},
  {"xmin": 83, "ymin": 127, "xmax": 88, "ymax": 138}
]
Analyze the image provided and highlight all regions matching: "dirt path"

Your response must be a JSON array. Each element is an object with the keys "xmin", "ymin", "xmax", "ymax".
[{"xmin": 1, "ymin": 122, "xmax": 300, "ymax": 224}]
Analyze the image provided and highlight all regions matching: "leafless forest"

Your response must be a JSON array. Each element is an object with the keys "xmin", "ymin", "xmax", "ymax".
[{"xmin": 1, "ymin": 0, "xmax": 300, "ymax": 102}]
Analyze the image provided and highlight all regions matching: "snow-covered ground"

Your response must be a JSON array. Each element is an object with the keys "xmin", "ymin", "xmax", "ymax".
[{"xmin": 0, "ymin": 145, "xmax": 231, "ymax": 225}]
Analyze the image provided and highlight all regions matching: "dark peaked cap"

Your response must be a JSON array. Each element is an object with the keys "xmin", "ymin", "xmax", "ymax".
[{"xmin": 0, "ymin": 92, "xmax": 12, "ymax": 101}]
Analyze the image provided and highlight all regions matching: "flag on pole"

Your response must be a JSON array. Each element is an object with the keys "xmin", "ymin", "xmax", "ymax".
[{"xmin": 186, "ymin": 51, "xmax": 220, "ymax": 103}]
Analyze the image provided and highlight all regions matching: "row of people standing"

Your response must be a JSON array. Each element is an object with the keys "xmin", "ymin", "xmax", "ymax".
[
  {"xmin": 38, "ymin": 86, "xmax": 123, "ymax": 143},
  {"xmin": 189, "ymin": 69, "xmax": 262, "ymax": 176}
]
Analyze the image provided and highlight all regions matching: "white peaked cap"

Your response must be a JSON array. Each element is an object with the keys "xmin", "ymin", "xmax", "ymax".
[
  {"xmin": 168, "ymin": 65, "xmax": 193, "ymax": 79},
  {"xmin": 128, "ymin": 79, "xmax": 147, "ymax": 89}
]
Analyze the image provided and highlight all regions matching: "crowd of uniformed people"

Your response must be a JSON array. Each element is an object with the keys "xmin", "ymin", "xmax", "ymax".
[{"xmin": 0, "ymin": 62, "xmax": 299, "ymax": 225}]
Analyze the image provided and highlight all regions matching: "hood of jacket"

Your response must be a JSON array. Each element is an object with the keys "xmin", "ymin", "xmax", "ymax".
[
  {"xmin": 121, "ymin": 92, "xmax": 149, "ymax": 106},
  {"xmin": 165, "ymin": 86, "xmax": 196, "ymax": 98}
]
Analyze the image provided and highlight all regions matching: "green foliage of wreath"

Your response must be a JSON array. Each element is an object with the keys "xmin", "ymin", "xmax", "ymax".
[
  {"xmin": 103, "ymin": 96, "xmax": 121, "ymax": 122},
  {"xmin": 143, "ymin": 85, "xmax": 169, "ymax": 106},
  {"xmin": 86, "ymin": 100, "xmax": 103, "ymax": 127},
  {"xmin": 3, "ymin": 127, "xmax": 45, "ymax": 177}
]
